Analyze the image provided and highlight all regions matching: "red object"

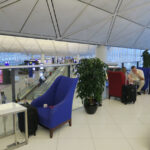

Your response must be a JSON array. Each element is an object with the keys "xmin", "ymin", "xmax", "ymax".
[
  {"xmin": 108, "ymin": 71, "xmax": 125, "ymax": 98},
  {"xmin": 0, "ymin": 70, "xmax": 3, "ymax": 84},
  {"xmin": 49, "ymin": 105, "xmax": 54, "ymax": 109}
]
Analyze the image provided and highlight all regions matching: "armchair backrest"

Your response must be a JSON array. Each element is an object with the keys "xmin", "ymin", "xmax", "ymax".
[
  {"xmin": 108, "ymin": 71, "xmax": 125, "ymax": 98},
  {"xmin": 54, "ymin": 76, "xmax": 78, "ymax": 105},
  {"xmin": 31, "ymin": 76, "xmax": 78, "ymax": 107}
]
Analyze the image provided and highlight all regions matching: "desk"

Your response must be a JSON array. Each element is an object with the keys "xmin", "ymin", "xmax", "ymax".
[{"xmin": 0, "ymin": 103, "xmax": 28, "ymax": 150}]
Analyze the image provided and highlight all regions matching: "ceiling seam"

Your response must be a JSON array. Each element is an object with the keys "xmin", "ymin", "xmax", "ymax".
[
  {"xmin": 119, "ymin": 1, "xmax": 150, "ymax": 14},
  {"xmin": 62, "ymin": 16, "xmax": 112, "ymax": 39},
  {"xmin": 15, "ymin": 37, "xmax": 28, "ymax": 54},
  {"xmin": 87, "ymin": 18, "xmax": 112, "ymax": 42},
  {"xmin": 1, "ymin": 39, "xmax": 8, "ymax": 52},
  {"xmin": 46, "ymin": 0, "xmax": 58, "ymax": 38},
  {"xmin": 78, "ymin": 0, "xmax": 150, "ymax": 29},
  {"xmin": 50, "ymin": 0, "xmax": 61, "ymax": 38},
  {"xmin": 119, "ymin": 0, "xmax": 137, "ymax": 12},
  {"xmin": 132, "ymin": 21, "xmax": 150, "ymax": 48},
  {"xmin": 19, "ymin": 0, "xmax": 40, "ymax": 33},
  {"xmin": 78, "ymin": 0, "xmax": 113, "ymax": 14},
  {"xmin": 118, "ymin": 15, "xmax": 148, "ymax": 28},
  {"xmin": 106, "ymin": 0, "xmax": 124, "ymax": 44},
  {"xmin": 51, "ymin": 41, "xmax": 58, "ymax": 56},
  {"xmin": 0, "ymin": 0, "xmax": 9, "ymax": 5},
  {"xmin": 0, "ymin": 0, "xmax": 20, "ymax": 9},
  {"xmin": 34, "ymin": 39, "xmax": 44, "ymax": 54},
  {"xmin": 62, "ymin": 0, "xmax": 94, "ymax": 36},
  {"xmin": 64, "ymin": 37, "xmax": 98, "ymax": 45}
]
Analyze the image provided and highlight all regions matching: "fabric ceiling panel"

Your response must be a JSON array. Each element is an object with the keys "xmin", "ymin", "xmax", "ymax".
[
  {"xmin": 78, "ymin": 44, "xmax": 90, "ymax": 56},
  {"xmin": 0, "ymin": 0, "xmax": 37, "ymax": 32},
  {"xmin": 0, "ymin": 36, "xmax": 23, "ymax": 52},
  {"xmin": 66, "ymin": 17, "xmax": 112, "ymax": 44},
  {"xmin": 135, "ymin": 29, "xmax": 150, "ymax": 50},
  {"xmin": 119, "ymin": 0, "xmax": 150, "ymax": 26},
  {"xmin": 0, "ymin": 35, "xmax": 95, "ymax": 56},
  {"xmin": 81, "ymin": 0, "xmax": 119, "ymax": 13},
  {"xmin": 63, "ymin": 4, "xmax": 111, "ymax": 37},
  {"xmin": 53, "ymin": 41, "xmax": 68, "ymax": 56},
  {"xmin": 0, "ymin": 0, "xmax": 150, "ymax": 49},
  {"xmin": 16, "ymin": 37, "xmax": 41, "ymax": 53},
  {"xmin": 67, "ymin": 43, "xmax": 80, "ymax": 56},
  {"xmin": 52, "ymin": 0, "xmax": 86, "ymax": 36},
  {"xmin": 108, "ymin": 17, "xmax": 143, "ymax": 48},
  {"xmin": 22, "ymin": 0, "xmax": 56, "ymax": 37},
  {"xmin": 36, "ymin": 39, "xmax": 56, "ymax": 56}
]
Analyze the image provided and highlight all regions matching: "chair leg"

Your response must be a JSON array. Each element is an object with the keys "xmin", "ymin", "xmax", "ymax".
[
  {"xmin": 109, "ymin": 95, "xmax": 110, "ymax": 99},
  {"xmin": 69, "ymin": 119, "xmax": 72, "ymax": 126},
  {"xmin": 50, "ymin": 129, "xmax": 53, "ymax": 138}
]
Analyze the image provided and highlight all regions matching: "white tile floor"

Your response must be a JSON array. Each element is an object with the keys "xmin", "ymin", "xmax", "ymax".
[{"xmin": 1, "ymin": 94, "xmax": 150, "ymax": 150}]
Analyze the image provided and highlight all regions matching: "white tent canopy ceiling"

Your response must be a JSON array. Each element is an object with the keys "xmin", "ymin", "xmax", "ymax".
[
  {"xmin": 0, "ymin": 0, "xmax": 149, "ymax": 51},
  {"xmin": 0, "ymin": 35, "xmax": 96, "ymax": 56}
]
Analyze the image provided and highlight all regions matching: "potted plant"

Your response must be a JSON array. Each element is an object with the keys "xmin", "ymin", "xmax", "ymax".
[
  {"xmin": 76, "ymin": 58, "xmax": 107, "ymax": 114},
  {"xmin": 142, "ymin": 49, "xmax": 150, "ymax": 68}
]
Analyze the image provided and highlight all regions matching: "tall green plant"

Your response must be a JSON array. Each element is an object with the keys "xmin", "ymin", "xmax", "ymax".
[
  {"xmin": 76, "ymin": 58, "xmax": 107, "ymax": 105},
  {"xmin": 142, "ymin": 49, "xmax": 150, "ymax": 68}
]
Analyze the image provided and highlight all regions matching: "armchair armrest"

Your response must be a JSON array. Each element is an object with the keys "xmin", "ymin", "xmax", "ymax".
[{"xmin": 48, "ymin": 96, "xmax": 72, "ymax": 129}]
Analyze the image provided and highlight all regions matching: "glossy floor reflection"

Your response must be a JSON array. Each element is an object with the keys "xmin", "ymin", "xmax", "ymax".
[{"xmin": 1, "ymin": 94, "xmax": 150, "ymax": 150}]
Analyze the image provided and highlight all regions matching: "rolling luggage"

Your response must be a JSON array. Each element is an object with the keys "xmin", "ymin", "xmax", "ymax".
[
  {"xmin": 18, "ymin": 103, "xmax": 38, "ymax": 136},
  {"xmin": 121, "ymin": 84, "xmax": 137, "ymax": 104}
]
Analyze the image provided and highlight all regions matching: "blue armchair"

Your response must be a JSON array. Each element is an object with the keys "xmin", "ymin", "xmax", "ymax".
[{"xmin": 31, "ymin": 76, "xmax": 78, "ymax": 138}]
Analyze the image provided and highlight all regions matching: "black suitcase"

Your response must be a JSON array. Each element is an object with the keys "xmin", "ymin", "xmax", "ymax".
[
  {"xmin": 121, "ymin": 85, "xmax": 137, "ymax": 104},
  {"xmin": 18, "ymin": 103, "xmax": 38, "ymax": 136}
]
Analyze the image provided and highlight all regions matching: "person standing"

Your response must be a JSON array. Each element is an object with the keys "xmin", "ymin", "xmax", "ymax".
[
  {"xmin": 1, "ymin": 91, "xmax": 7, "ymax": 104},
  {"xmin": 129, "ymin": 66, "xmax": 145, "ymax": 95}
]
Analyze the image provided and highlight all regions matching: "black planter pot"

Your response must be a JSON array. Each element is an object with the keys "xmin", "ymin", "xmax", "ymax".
[{"xmin": 84, "ymin": 103, "xmax": 98, "ymax": 114}]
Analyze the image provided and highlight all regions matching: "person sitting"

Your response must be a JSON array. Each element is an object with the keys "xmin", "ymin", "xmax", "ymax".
[
  {"xmin": 129, "ymin": 66, "xmax": 145, "ymax": 95},
  {"xmin": 121, "ymin": 67, "xmax": 129, "ymax": 84}
]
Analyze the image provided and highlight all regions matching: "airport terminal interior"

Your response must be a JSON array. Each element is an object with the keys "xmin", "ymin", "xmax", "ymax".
[{"xmin": 0, "ymin": 0, "xmax": 150, "ymax": 150}]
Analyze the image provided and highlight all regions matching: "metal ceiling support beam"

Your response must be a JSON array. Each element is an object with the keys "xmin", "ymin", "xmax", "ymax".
[
  {"xmin": 46, "ymin": 0, "xmax": 58, "ymax": 38},
  {"xmin": 50, "ymin": 0, "xmax": 61, "ymax": 37},
  {"xmin": 106, "ymin": 0, "xmax": 124, "ymax": 44},
  {"xmin": 19, "ymin": 0, "xmax": 39, "ymax": 33},
  {"xmin": 0, "ymin": 0, "xmax": 20, "ymax": 9}
]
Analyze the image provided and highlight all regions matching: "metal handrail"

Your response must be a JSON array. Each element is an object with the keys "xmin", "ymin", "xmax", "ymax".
[{"xmin": 0, "ymin": 63, "xmax": 77, "ymax": 70}]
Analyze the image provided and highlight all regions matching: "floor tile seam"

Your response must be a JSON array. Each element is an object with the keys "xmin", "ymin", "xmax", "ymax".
[
  {"xmin": 105, "ymin": 105, "xmax": 135, "ymax": 150},
  {"xmin": 56, "ymin": 130, "xmax": 60, "ymax": 150},
  {"xmin": 87, "ymin": 120, "xmax": 97, "ymax": 150}
]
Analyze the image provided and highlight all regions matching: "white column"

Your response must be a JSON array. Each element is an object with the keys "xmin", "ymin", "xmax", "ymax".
[
  {"xmin": 96, "ymin": 46, "xmax": 107, "ymax": 63},
  {"xmin": 41, "ymin": 54, "xmax": 45, "ymax": 64}
]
